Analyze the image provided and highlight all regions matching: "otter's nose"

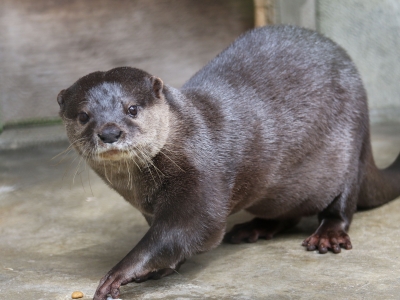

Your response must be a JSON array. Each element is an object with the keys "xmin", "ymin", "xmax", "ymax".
[{"xmin": 98, "ymin": 125, "xmax": 123, "ymax": 144}]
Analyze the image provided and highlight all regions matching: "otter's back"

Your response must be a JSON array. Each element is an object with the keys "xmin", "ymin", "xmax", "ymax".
[{"xmin": 182, "ymin": 25, "xmax": 368, "ymax": 157}]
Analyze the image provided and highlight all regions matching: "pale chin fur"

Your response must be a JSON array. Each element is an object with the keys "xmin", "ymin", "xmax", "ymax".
[
  {"xmin": 91, "ymin": 141, "xmax": 162, "ymax": 165},
  {"xmin": 94, "ymin": 144, "xmax": 135, "ymax": 162}
]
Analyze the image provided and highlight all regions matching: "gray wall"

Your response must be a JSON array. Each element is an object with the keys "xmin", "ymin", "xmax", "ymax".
[
  {"xmin": 318, "ymin": 0, "xmax": 400, "ymax": 122},
  {"xmin": 0, "ymin": 0, "xmax": 254, "ymax": 125},
  {"xmin": 1, "ymin": 0, "xmax": 398, "ymax": 125},
  {"xmin": 275, "ymin": 0, "xmax": 316, "ymax": 30},
  {"xmin": 266, "ymin": 0, "xmax": 400, "ymax": 123}
]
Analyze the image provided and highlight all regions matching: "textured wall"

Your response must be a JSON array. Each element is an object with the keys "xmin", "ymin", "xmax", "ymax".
[
  {"xmin": 275, "ymin": 0, "xmax": 316, "ymax": 29},
  {"xmin": 0, "ymin": 0, "xmax": 253, "ymax": 124},
  {"xmin": 318, "ymin": 0, "xmax": 400, "ymax": 122}
]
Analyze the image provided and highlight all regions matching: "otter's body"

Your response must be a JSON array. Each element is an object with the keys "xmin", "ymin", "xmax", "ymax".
[{"xmin": 57, "ymin": 25, "xmax": 400, "ymax": 300}]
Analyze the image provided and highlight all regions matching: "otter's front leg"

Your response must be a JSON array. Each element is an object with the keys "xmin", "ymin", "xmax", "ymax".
[
  {"xmin": 94, "ymin": 184, "xmax": 226, "ymax": 300},
  {"xmin": 93, "ymin": 227, "xmax": 187, "ymax": 300}
]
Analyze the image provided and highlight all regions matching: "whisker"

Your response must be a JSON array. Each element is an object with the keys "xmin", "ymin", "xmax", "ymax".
[
  {"xmin": 137, "ymin": 149, "xmax": 157, "ymax": 185},
  {"xmin": 136, "ymin": 146, "xmax": 163, "ymax": 181},
  {"xmin": 140, "ymin": 146, "xmax": 164, "ymax": 176},
  {"xmin": 62, "ymin": 152, "xmax": 80, "ymax": 183},
  {"xmin": 103, "ymin": 161, "xmax": 112, "ymax": 185},
  {"xmin": 79, "ymin": 168, "xmax": 86, "ymax": 193},
  {"xmin": 86, "ymin": 160, "xmax": 94, "ymax": 196},
  {"xmin": 51, "ymin": 137, "xmax": 85, "ymax": 160},
  {"xmin": 51, "ymin": 148, "xmax": 74, "ymax": 166},
  {"xmin": 129, "ymin": 148, "xmax": 142, "ymax": 172},
  {"xmin": 125, "ymin": 159, "xmax": 132, "ymax": 189},
  {"xmin": 161, "ymin": 145, "xmax": 179, "ymax": 155},
  {"xmin": 159, "ymin": 149, "xmax": 185, "ymax": 172},
  {"xmin": 73, "ymin": 156, "xmax": 85, "ymax": 185},
  {"xmin": 173, "ymin": 269, "xmax": 182, "ymax": 276}
]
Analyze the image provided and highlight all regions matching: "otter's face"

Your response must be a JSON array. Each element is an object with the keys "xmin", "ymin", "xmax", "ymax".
[{"xmin": 57, "ymin": 67, "xmax": 169, "ymax": 164}]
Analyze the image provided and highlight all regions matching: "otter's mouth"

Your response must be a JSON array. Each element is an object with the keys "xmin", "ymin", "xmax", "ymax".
[{"xmin": 97, "ymin": 149, "xmax": 130, "ymax": 161}]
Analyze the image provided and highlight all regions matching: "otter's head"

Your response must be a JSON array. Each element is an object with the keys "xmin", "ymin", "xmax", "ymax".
[{"xmin": 57, "ymin": 67, "xmax": 170, "ymax": 164}]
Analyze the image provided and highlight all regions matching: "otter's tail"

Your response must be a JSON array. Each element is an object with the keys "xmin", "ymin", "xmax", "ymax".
[{"xmin": 358, "ymin": 149, "xmax": 400, "ymax": 209}]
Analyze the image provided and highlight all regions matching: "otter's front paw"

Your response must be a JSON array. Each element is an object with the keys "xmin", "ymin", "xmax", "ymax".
[
  {"xmin": 93, "ymin": 266, "xmax": 179, "ymax": 300},
  {"xmin": 93, "ymin": 259, "xmax": 186, "ymax": 300}
]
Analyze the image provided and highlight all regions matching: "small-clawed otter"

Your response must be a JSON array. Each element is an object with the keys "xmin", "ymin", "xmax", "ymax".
[{"xmin": 57, "ymin": 25, "xmax": 400, "ymax": 300}]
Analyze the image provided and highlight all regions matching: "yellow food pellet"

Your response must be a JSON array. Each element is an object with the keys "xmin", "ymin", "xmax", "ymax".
[{"xmin": 71, "ymin": 291, "xmax": 84, "ymax": 299}]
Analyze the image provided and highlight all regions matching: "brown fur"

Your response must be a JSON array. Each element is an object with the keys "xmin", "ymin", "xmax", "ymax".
[{"xmin": 57, "ymin": 25, "xmax": 400, "ymax": 300}]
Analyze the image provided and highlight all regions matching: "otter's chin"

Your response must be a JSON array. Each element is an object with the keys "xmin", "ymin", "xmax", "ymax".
[{"xmin": 97, "ymin": 149, "xmax": 130, "ymax": 161}]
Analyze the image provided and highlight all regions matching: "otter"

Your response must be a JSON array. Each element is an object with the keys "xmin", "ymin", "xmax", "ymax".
[{"xmin": 57, "ymin": 25, "xmax": 400, "ymax": 300}]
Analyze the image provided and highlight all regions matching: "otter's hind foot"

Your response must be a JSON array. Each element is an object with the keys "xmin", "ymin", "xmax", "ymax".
[
  {"xmin": 224, "ymin": 218, "xmax": 300, "ymax": 244},
  {"xmin": 302, "ymin": 219, "xmax": 352, "ymax": 254}
]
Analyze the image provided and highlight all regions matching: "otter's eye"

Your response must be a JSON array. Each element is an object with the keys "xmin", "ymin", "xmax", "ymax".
[
  {"xmin": 128, "ymin": 105, "xmax": 138, "ymax": 117},
  {"xmin": 78, "ymin": 112, "xmax": 89, "ymax": 124}
]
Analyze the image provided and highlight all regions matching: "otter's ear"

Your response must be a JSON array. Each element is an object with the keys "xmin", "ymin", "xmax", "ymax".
[
  {"xmin": 149, "ymin": 76, "xmax": 163, "ymax": 99},
  {"xmin": 57, "ymin": 89, "xmax": 66, "ymax": 110}
]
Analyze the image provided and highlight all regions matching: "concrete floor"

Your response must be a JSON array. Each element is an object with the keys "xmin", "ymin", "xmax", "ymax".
[{"xmin": 0, "ymin": 122, "xmax": 399, "ymax": 300}]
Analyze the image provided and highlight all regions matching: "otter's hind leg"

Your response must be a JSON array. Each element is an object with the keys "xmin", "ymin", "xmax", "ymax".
[
  {"xmin": 224, "ymin": 218, "xmax": 300, "ymax": 244},
  {"xmin": 302, "ymin": 185, "xmax": 358, "ymax": 254}
]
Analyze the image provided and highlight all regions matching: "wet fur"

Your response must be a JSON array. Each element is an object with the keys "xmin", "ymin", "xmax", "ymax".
[{"xmin": 57, "ymin": 25, "xmax": 400, "ymax": 300}]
